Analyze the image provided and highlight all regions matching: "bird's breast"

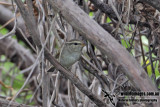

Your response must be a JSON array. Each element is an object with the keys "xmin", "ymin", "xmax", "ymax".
[{"xmin": 60, "ymin": 51, "xmax": 81, "ymax": 68}]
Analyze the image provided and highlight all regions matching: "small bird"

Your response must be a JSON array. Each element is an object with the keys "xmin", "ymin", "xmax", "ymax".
[
  {"xmin": 46, "ymin": 39, "xmax": 85, "ymax": 73},
  {"xmin": 60, "ymin": 39, "xmax": 85, "ymax": 68}
]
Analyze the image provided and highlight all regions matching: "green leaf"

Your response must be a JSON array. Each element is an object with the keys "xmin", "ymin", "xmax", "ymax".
[
  {"xmin": 89, "ymin": 12, "xmax": 94, "ymax": 17},
  {"xmin": 106, "ymin": 17, "xmax": 111, "ymax": 23}
]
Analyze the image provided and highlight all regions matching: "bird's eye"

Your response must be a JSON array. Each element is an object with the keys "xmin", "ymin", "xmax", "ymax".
[{"xmin": 74, "ymin": 43, "xmax": 78, "ymax": 45}]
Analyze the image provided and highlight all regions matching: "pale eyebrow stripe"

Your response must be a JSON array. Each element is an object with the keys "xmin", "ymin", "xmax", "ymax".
[{"xmin": 66, "ymin": 41, "xmax": 82, "ymax": 44}]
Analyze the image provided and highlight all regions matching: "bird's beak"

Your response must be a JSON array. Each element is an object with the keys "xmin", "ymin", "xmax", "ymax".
[{"xmin": 81, "ymin": 42, "xmax": 85, "ymax": 47}]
